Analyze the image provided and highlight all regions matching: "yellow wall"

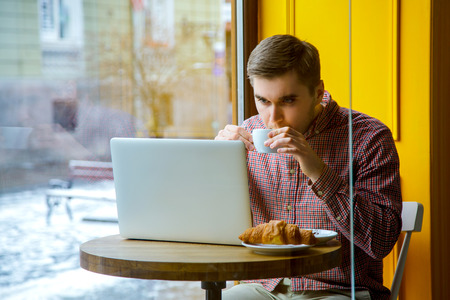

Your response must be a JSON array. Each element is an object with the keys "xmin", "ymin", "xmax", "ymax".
[
  {"xmin": 259, "ymin": 0, "xmax": 431, "ymax": 299},
  {"xmin": 395, "ymin": 1, "xmax": 431, "ymax": 299}
]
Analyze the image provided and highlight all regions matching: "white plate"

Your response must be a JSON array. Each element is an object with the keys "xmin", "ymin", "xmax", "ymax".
[
  {"xmin": 242, "ymin": 242, "xmax": 313, "ymax": 255},
  {"xmin": 309, "ymin": 229, "xmax": 338, "ymax": 244}
]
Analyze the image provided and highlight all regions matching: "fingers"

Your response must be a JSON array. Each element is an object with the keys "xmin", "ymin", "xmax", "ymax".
[
  {"xmin": 265, "ymin": 127, "xmax": 325, "ymax": 180},
  {"xmin": 215, "ymin": 125, "xmax": 255, "ymax": 151},
  {"xmin": 264, "ymin": 127, "xmax": 300, "ymax": 150}
]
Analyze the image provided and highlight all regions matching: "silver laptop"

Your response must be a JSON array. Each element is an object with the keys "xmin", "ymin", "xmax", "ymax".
[{"xmin": 110, "ymin": 137, "xmax": 252, "ymax": 245}]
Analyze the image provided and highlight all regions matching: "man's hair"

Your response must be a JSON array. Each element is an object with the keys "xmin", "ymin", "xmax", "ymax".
[{"xmin": 247, "ymin": 34, "xmax": 321, "ymax": 94}]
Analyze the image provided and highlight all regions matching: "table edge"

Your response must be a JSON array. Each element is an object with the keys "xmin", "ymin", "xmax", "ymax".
[{"xmin": 80, "ymin": 235, "xmax": 342, "ymax": 281}]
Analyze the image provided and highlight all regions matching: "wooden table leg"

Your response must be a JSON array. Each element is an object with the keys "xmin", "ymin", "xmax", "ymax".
[{"xmin": 201, "ymin": 281, "xmax": 226, "ymax": 300}]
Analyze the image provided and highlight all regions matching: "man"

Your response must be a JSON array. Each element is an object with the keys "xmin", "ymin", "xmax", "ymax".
[{"xmin": 216, "ymin": 34, "xmax": 402, "ymax": 300}]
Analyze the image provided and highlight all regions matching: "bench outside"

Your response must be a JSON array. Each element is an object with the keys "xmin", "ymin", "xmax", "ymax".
[{"xmin": 46, "ymin": 160, "xmax": 116, "ymax": 224}]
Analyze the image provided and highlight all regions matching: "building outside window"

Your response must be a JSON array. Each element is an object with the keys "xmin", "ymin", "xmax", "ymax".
[{"xmin": 0, "ymin": 0, "xmax": 232, "ymax": 298}]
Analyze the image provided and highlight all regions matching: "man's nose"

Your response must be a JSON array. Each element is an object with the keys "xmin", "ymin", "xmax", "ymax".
[{"xmin": 269, "ymin": 105, "xmax": 283, "ymax": 125}]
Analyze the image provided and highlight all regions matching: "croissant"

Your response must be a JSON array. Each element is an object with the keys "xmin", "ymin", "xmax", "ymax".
[{"xmin": 239, "ymin": 220, "xmax": 317, "ymax": 245}]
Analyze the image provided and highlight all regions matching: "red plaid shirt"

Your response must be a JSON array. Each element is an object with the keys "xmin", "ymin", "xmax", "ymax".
[{"xmin": 242, "ymin": 92, "xmax": 402, "ymax": 300}]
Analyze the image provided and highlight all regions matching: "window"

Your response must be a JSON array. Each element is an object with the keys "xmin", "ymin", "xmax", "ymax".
[
  {"xmin": 38, "ymin": 0, "xmax": 84, "ymax": 44},
  {"xmin": 0, "ymin": 0, "xmax": 231, "ymax": 298}
]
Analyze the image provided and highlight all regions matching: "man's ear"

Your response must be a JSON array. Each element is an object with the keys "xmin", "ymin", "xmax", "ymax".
[{"xmin": 315, "ymin": 80, "xmax": 325, "ymax": 103}]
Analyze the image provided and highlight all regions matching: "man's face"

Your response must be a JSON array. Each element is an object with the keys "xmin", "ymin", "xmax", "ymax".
[{"xmin": 253, "ymin": 71, "xmax": 324, "ymax": 134}]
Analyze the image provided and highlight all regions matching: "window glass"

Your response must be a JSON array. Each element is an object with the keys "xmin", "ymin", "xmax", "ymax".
[{"xmin": 0, "ymin": 0, "xmax": 231, "ymax": 298}]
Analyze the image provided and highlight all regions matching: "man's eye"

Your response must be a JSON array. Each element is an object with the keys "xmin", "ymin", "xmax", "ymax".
[
  {"xmin": 258, "ymin": 98, "xmax": 268, "ymax": 104},
  {"xmin": 283, "ymin": 98, "xmax": 295, "ymax": 104}
]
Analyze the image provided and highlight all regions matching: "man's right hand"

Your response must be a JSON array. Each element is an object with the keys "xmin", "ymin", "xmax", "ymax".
[{"xmin": 215, "ymin": 125, "xmax": 255, "ymax": 151}]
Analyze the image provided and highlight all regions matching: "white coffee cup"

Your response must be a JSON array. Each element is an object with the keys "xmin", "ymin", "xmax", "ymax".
[{"xmin": 252, "ymin": 129, "xmax": 278, "ymax": 153}]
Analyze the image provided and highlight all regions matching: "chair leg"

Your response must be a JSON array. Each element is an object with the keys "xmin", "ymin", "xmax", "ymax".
[{"xmin": 390, "ymin": 232, "xmax": 412, "ymax": 299}]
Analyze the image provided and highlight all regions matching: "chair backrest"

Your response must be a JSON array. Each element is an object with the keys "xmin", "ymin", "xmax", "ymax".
[{"xmin": 390, "ymin": 202, "xmax": 424, "ymax": 300}]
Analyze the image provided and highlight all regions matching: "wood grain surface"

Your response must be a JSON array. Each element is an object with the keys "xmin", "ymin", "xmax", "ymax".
[{"xmin": 80, "ymin": 235, "xmax": 341, "ymax": 282}]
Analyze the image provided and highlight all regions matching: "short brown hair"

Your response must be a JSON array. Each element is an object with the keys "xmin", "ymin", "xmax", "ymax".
[{"xmin": 247, "ymin": 35, "xmax": 321, "ymax": 94}]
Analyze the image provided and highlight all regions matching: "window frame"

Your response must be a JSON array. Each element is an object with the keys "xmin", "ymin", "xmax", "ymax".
[{"xmin": 233, "ymin": 0, "xmax": 259, "ymax": 125}]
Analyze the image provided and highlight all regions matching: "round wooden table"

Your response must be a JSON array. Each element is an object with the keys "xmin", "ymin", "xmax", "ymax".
[{"xmin": 80, "ymin": 235, "xmax": 341, "ymax": 300}]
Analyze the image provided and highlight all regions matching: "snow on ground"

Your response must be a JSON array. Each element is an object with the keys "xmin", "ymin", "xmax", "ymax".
[{"xmin": 0, "ymin": 185, "xmax": 209, "ymax": 299}]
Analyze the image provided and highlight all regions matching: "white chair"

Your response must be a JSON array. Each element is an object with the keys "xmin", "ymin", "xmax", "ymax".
[{"xmin": 390, "ymin": 202, "xmax": 424, "ymax": 300}]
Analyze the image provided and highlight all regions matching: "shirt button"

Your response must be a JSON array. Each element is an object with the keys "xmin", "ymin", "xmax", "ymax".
[
  {"xmin": 336, "ymin": 216, "xmax": 341, "ymax": 221},
  {"xmin": 317, "ymin": 191, "xmax": 323, "ymax": 196},
  {"xmin": 286, "ymin": 205, "xmax": 292, "ymax": 211},
  {"xmin": 290, "ymin": 169, "xmax": 295, "ymax": 174},
  {"xmin": 315, "ymin": 130, "xmax": 320, "ymax": 134}
]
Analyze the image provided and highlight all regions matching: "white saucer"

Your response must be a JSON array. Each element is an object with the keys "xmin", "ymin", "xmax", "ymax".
[{"xmin": 309, "ymin": 229, "xmax": 338, "ymax": 244}]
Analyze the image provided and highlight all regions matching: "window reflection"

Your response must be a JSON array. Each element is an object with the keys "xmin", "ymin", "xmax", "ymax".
[{"xmin": 0, "ymin": 0, "xmax": 231, "ymax": 298}]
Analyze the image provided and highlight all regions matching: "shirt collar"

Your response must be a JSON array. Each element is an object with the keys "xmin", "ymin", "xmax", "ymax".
[{"xmin": 304, "ymin": 91, "xmax": 340, "ymax": 139}]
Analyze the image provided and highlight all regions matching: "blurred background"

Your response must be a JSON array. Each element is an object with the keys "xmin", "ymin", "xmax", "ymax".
[{"xmin": 0, "ymin": 0, "xmax": 232, "ymax": 299}]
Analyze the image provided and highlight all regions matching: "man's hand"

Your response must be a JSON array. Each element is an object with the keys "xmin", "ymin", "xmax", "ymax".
[
  {"xmin": 266, "ymin": 127, "xmax": 325, "ymax": 182},
  {"xmin": 215, "ymin": 125, "xmax": 255, "ymax": 151}
]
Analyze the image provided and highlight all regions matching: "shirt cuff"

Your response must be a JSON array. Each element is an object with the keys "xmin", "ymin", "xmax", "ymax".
[{"xmin": 308, "ymin": 165, "xmax": 342, "ymax": 201}]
